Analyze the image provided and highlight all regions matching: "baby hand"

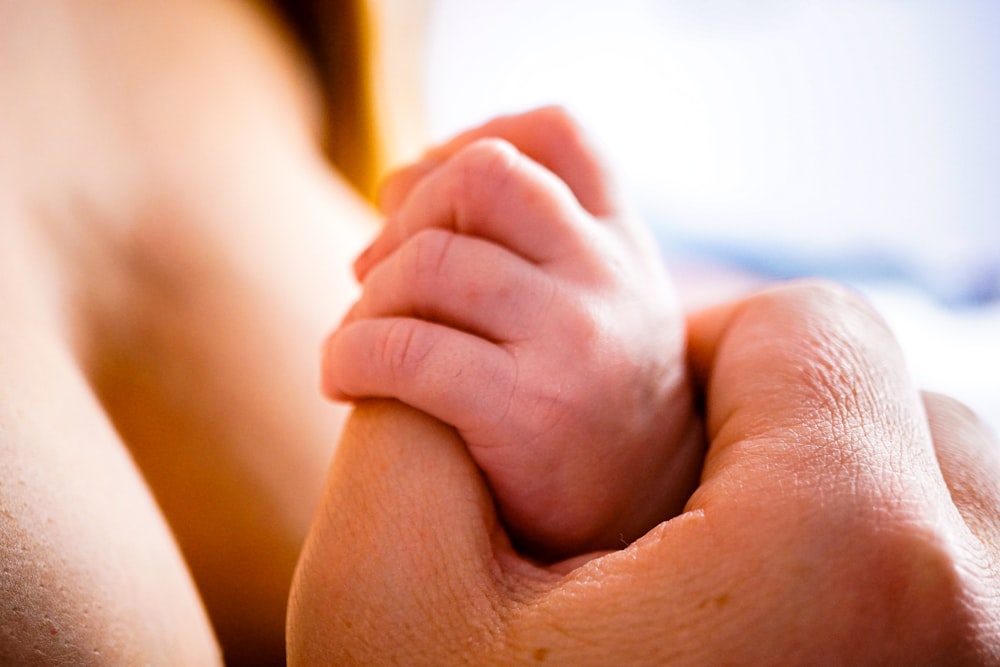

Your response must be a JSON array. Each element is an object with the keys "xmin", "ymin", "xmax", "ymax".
[{"xmin": 324, "ymin": 108, "xmax": 703, "ymax": 559}]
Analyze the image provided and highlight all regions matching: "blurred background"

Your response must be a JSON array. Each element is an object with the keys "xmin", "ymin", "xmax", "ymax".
[{"xmin": 405, "ymin": 0, "xmax": 999, "ymax": 430}]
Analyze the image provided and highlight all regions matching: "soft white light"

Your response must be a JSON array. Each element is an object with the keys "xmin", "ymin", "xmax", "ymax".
[{"xmin": 426, "ymin": 1, "xmax": 1000, "ymax": 280}]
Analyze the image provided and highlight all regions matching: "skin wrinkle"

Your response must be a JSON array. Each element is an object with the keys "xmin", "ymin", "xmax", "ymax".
[
  {"xmin": 411, "ymin": 228, "xmax": 456, "ymax": 316},
  {"xmin": 698, "ymin": 284, "xmax": 923, "ymax": 513},
  {"xmin": 925, "ymin": 394, "xmax": 1000, "ymax": 583},
  {"xmin": 945, "ymin": 469, "xmax": 1000, "ymax": 549},
  {"xmin": 510, "ymin": 270, "xmax": 559, "ymax": 346},
  {"xmin": 379, "ymin": 317, "xmax": 429, "ymax": 393},
  {"xmin": 413, "ymin": 434, "xmax": 509, "ymax": 662},
  {"xmin": 524, "ymin": 531, "xmax": 721, "ymax": 663},
  {"xmin": 746, "ymin": 289, "xmax": 919, "ymax": 504},
  {"xmin": 470, "ymin": 345, "xmax": 518, "ymax": 444},
  {"xmin": 752, "ymin": 340, "xmax": 980, "ymax": 656},
  {"xmin": 957, "ymin": 529, "xmax": 1000, "ymax": 638},
  {"xmin": 808, "ymin": 337, "xmax": 911, "ymax": 490}
]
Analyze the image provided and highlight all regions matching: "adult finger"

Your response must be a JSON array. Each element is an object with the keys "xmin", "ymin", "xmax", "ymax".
[
  {"xmin": 287, "ymin": 401, "xmax": 515, "ymax": 666},
  {"xmin": 923, "ymin": 391, "xmax": 1000, "ymax": 546},
  {"xmin": 378, "ymin": 105, "xmax": 621, "ymax": 219},
  {"xmin": 345, "ymin": 228, "xmax": 555, "ymax": 344},
  {"xmin": 356, "ymin": 138, "xmax": 593, "ymax": 280}
]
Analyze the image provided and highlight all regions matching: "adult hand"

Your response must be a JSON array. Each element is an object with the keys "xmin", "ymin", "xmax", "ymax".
[{"xmin": 288, "ymin": 281, "xmax": 1000, "ymax": 664}]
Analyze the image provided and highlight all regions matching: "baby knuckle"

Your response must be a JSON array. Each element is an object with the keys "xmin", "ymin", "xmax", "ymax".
[
  {"xmin": 377, "ymin": 319, "xmax": 432, "ymax": 380},
  {"xmin": 453, "ymin": 138, "xmax": 522, "ymax": 201},
  {"xmin": 404, "ymin": 228, "xmax": 455, "ymax": 288},
  {"xmin": 531, "ymin": 105, "xmax": 585, "ymax": 144},
  {"xmin": 521, "ymin": 386, "xmax": 569, "ymax": 444}
]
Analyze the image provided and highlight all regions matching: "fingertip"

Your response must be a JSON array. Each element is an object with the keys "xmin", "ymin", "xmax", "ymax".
[
  {"xmin": 319, "ymin": 329, "xmax": 348, "ymax": 402},
  {"xmin": 344, "ymin": 301, "xmax": 371, "ymax": 338},
  {"xmin": 377, "ymin": 156, "xmax": 443, "ymax": 216},
  {"xmin": 513, "ymin": 105, "xmax": 620, "ymax": 218},
  {"xmin": 376, "ymin": 166, "xmax": 415, "ymax": 216},
  {"xmin": 353, "ymin": 229, "xmax": 393, "ymax": 281},
  {"xmin": 352, "ymin": 242, "xmax": 376, "ymax": 281}
]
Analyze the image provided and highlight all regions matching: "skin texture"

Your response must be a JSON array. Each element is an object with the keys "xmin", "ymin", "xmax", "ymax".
[
  {"xmin": 324, "ymin": 108, "xmax": 704, "ymax": 559},
  {"xmin": 290, "ymin": 281, "xmax": 1000, "ymax": 665}
]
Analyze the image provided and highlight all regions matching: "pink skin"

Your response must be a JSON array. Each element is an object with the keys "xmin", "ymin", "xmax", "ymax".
[{"xmin": 323, "ymin": 108, "xmax": 704, "ymax": 559}]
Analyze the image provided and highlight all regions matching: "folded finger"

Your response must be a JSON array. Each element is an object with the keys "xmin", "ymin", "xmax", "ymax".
[
  {"xmin": 347, "ymin": 228, "xmax": 555, "ymax": 344},
  {"xmin": 322, "ymin": 317, "xmax": 516, "ymax": 438},
  {"xmin": 357, "ymin": 138, "xmax": 592, "ymax": 280},
  {"xmin": 379, "ymin": 105, "xmax": 621, "ymax": 219}
]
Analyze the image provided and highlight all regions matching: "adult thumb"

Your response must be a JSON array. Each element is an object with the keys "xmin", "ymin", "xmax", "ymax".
[{"xmin": 680, "ymin": 281, "xmax": 981, "ymax": 662}]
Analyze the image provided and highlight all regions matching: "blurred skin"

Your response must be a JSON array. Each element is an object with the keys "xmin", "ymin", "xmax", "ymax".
[
  {"xmin": 291, "ymin": 280, "xmax": 1000, "ymax": 665},
  {"xmin": 324, "ymin": 108, "xmax": 704, "ymax": 559},
  {"xmin": 0, "ymin": 1, "xmax": 370, "ymax": 663}
]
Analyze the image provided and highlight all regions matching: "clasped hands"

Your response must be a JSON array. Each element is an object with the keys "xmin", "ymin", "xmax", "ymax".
[{"xmin": 290, "ymin": 109, "xmax": 1000, "ymax": 665}]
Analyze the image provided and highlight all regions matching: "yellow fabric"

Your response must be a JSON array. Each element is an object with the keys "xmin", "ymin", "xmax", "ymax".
[{"xmin": 273, "ymin": 0, "xmax": 429, "ymax": 200}]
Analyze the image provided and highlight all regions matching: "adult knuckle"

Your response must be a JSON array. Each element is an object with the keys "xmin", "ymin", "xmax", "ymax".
[
  {"xmin": 709, "ymin": 483, "xmax": 980, "ymax": 660},
  {"xmin": 863, "ymin": 523, "xmax": 974, "ymax": 653},
  {"xmin": 774, "ymin": 278, "xmax": 891, "ymax": 340},
  {"xmin": 784, "ymin": 501, "xmax": 978, "ymax": 659},
  {"xmin": 751, "ymin": 278, "xmax": 902, "ymax": 417}
]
